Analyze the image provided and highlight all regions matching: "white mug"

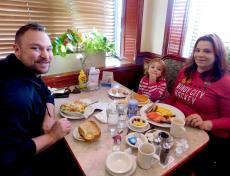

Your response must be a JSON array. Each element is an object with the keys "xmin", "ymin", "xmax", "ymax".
[
  {"xmin": 170, "ymin": 118, "xmax": 186, "ymax": 138},
  {"xmin": 137, "ymin": 142, "xmax": 159, "ymax": 169}
]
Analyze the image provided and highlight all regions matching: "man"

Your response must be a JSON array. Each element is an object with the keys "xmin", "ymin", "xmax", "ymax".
[{"xmin": 0, "ymin": 23, "xmax": 79, "ymax": 176}]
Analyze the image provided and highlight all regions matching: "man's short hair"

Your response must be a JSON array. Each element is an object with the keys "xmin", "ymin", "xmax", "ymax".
[{"xmin": 15, "ymin": 23, "xmax": 46, "ymax": 44}]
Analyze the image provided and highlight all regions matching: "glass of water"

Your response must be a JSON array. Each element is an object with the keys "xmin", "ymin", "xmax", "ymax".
[
  {"xmin": 116, "ymin": 103, "xmax": 128, "ymax": 130},
  {"xmin": 107, "ymin": 103, "xmax": 118, "ymax": 136}
]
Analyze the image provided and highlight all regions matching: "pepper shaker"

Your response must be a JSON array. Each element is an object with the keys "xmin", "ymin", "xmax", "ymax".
[{"xmin": 160, "ymin": 142, "xmax": 171, "ymax": 165}]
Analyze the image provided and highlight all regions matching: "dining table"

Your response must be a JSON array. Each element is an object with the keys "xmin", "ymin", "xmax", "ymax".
[{"xmin": 54, "ymin": 83, "xmax": 209, "ymax": 176}]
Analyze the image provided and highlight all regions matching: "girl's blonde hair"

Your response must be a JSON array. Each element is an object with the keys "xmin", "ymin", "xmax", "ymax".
[{"xmin": 145, "ymin": 58, "xmax": 166, "ymax": 80}]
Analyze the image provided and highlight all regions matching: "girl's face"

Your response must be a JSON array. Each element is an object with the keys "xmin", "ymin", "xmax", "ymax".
[
  {"xmin": 148, "ymin": 62, "xmax": 163, "ymax": 78},
  {"xmin": 194, "ymin": 40, "xmax": 215, "ymax": 72}
]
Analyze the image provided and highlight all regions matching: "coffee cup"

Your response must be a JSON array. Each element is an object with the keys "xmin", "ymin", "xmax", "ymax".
[
  {"xmin": 137, "ymin": 142, "xmax": 159, "ymax": 169},
  {"xmin": 170, "ymin": 118, "xmax": 186, "ymax": 138}
]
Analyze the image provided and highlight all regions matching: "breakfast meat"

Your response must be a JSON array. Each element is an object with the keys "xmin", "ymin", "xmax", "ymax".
[
  {"xmin": 147, "ymin": 111, "xmax": 171, "ymax": 123},
  {"xmin": 78, "ymin": 120, "xmax": 101, "ymax": 141}
]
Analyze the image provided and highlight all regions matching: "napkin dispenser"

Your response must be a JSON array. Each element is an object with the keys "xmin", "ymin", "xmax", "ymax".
[{"xmin": 87, "ymin": 67, "xmax": 100, "ymax": 90}]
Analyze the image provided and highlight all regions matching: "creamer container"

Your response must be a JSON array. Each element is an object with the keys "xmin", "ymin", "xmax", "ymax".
[{"xmin": 127, "ymin": 99, "xmax": 138, "ymax": 118}]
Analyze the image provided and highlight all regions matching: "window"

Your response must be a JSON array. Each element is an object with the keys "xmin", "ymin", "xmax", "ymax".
[
  {"xmin": 183, "ymin": 0, "xmax": 230, "ymax": 57},
  {"xmin": 166, "ymin": 0, "xmax": 230, "ymax": 58},
  {"xmin": 0, "ymin": 0, "xmax": 117, "ymax": 59}
]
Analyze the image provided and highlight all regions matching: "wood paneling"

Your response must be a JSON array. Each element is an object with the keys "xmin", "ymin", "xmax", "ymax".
[{"xmin": 42, "ymin": 64, "xmax": 143, "ymax": 91}]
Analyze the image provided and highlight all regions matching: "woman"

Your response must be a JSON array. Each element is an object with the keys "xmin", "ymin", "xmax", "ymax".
[{"xmin": 168, "ymin": 34, "xmax": 230, "ymax": 175}]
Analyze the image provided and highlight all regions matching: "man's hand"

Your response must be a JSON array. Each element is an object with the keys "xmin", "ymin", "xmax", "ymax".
[
  {"xmin": 48, "ymin": 118, "xmax": 71, "ymax": 141},
  {"xmin": 42, "ymin": 115, "xmax": 56, "ymax": 133}
]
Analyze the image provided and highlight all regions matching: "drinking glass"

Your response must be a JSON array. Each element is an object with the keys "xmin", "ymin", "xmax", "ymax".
[
  {"xmin": 107, "ymin": 103, "xmax": 118, "ymax": 136},
  {"xmin": 116, "ymin": 103, "xmax": 128, "ymax": 130}
]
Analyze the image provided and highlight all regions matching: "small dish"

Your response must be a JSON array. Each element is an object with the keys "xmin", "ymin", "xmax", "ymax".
[
  {"xmin": 126, "ymin": 132, "xmax": 148, "ymax": 149},
  {"xmin": 108, "ymin": 87, "xmax": 130, "ymax": 98},
  {"xmin": 145, "ymin": 129, "xmax": 174, "ymax": 146},
  {"xmin": 106, "ymin": 152, "xmax": 133, "ymax": 175},
  {"xmin": 127, "ymin": 121, "xmax": 150, "ymax": 133},
  {"xmin": 106, "ymin": 155, "xmax": 137, "ymax": 176},
  {"xmin": 72, "ymin": 127, "xmax": 85, "ymax": 141},
  {"xmin": 129, "ymin": 116, "xmax": 148, "ymax": 129}
]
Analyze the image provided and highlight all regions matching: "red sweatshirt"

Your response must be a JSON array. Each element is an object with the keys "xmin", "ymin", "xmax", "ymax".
[
  {"xmin": 138, "ymin": 75, "xmax": 168, "ymax": 102},
  {"xmin": 167, "ymin": 69, "xmax": 230, "ymax": 138}
]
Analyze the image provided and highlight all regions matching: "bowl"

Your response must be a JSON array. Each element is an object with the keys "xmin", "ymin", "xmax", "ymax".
[
  {"xmin": 106, "ymin": 152, "xmax": 133, "ymax": 174},
  {"xmin": 129, "ymin": 116, "xmax": 148, "ymax": 129}
]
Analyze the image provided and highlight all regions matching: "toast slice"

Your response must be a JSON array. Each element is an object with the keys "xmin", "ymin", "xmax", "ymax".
[{"xmin": 78, "ymin": 120, "xmax": 101, "ymax": 142}]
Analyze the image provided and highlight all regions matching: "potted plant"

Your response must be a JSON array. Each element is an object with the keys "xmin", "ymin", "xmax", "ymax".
[
  {"xmin": 50, "ymin": 28, "xmax": 115, "ymax": 74},
  {"xmin": 82, "ymin": 29, "xmax": 115, "ymax": 55},
  {"xmin": 52, "ymin": 29, "xmax": 82, "ymax": 57}
]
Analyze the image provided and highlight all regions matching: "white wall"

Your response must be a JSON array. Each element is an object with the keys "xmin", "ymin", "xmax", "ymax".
[{"xmin": 141, "ymin": 0, "xmax": 168, "ymax": 55}]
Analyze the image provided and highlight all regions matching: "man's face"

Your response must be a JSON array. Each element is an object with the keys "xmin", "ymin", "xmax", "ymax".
[{"xmin": 14, "ymin": 30, "xmax": 53, "ymax": 75}]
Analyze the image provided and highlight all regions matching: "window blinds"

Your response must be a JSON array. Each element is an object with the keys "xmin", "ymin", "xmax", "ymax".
[
  {"xmin": 166, "ymin": 0, "xmax": 189, "ymax": 55},
  {"xmin": 0, "ymin": 0, "xmax": 115, "ymax": 59}
]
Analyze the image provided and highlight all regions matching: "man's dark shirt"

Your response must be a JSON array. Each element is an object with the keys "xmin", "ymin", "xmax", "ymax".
[{"xmin": 0, "ymin": 54, "xmax": 54, "ymax": 174}]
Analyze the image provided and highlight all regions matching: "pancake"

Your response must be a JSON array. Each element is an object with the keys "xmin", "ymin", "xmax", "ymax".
[{"xmin": 132, "ymin": 93, "xmax": 149, "ymax": 104}]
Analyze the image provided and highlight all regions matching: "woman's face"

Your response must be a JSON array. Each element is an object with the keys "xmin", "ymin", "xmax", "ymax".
[
  {"xmin": 194, "ymin": 40, "xmax": 215, "ymax": 72},
  {"xmin": 148, "ymin": 62, "xmax": 163, "ymax": 78}
]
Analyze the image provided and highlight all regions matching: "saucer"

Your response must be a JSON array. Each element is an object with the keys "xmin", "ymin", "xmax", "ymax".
[
  {"xmin": 145, "ymin": 129, "xmax": 174, "ymax": 146},
  {"xmin": 72, "ymin": 127, "xmax": 85, "ymax": 141},
  {"xmin": 127, "ymin": 121, "xmax": 150, "ymax": 133},
  {"xmin": 126, "ymin": 132, "xmax": 148, "ymax": 149},
  {"xmin": 106, "ymin": 155, "xmax": 137, "ymax": 176}
]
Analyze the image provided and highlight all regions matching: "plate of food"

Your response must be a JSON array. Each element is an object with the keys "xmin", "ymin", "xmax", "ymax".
[
  {"xmin": 60, "ymin": 99, "xmax": 95, "ymax": 119},
  {"xmin": 72, "ymin": 120, "xmax": 101, "ymax": 142},
  {"xmin": 108, "ymin": 87, "xmax": 130, "ymax": 98},
  {"xmin": 126, "ymin": 93, "xmax": 150, "ymax": 107},
  {"xmin": 140, "ymin": 103, "xmax": 185, "ymax": 128}
]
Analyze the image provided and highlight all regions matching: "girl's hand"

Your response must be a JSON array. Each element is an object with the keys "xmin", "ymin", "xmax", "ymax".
[
  {"xmin": 149, "ymin": 74, "xmax": 157, "ymax": 83},
  {"xmin": 186, "ymin": 114, "xmax": 203, "ymax": 128}
]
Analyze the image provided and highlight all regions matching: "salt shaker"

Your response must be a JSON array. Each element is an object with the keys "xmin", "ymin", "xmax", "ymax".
[
  {"xmin": 160, "ymin": 142, "xmax": 171, "ymax": 165},
  {"xmin": 153, "ymin": 137, "xmax": 161, "ymax": 155}
]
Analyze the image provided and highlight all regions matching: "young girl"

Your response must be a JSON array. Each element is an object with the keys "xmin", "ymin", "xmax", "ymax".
[{"xmin": 138, "ymin": 58, "xmax": 168, "ymax": 102}]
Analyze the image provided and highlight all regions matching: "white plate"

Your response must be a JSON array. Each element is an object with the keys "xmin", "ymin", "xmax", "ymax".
[
  {"xmin": 140, "ymin": 103, "xmax": 185, "ymax": 128},
  {"xmin": 60, "ymin": 106, "xmax": 94, "ymax": 120},
  {"xmin": 127, "ymin": 121, "xmax": 150, "ymax": 133},
  {"xmin": 72, "ymin": 126, "xmax": 85, "ymax": 141},
  {"xmin": 60, "ymin": 98, "xmax": 96, "ymax": 117},
  {"xmin": 108, "ymin": 87, "xmax": 130, "ymax": 98},
  {"xmin": 106, "ymin": 155, "xmax": 137, "ymax": 176},
  {"xmin": 126, "ymin": 132, "xmax": 148, "ymax": 149}
]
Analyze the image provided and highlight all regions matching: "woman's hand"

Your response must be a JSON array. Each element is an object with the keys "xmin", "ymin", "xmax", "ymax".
[
  {"xmin": 199, "ymin": 120, "xmax": 213, "ymax": 131},
  {"xmin": 186, "ymin": 114, "xmax": 203, "ymax": 128},
  {"xmin": 186, "ymin": 114, "xmax": 212, "ymax": 131}
]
